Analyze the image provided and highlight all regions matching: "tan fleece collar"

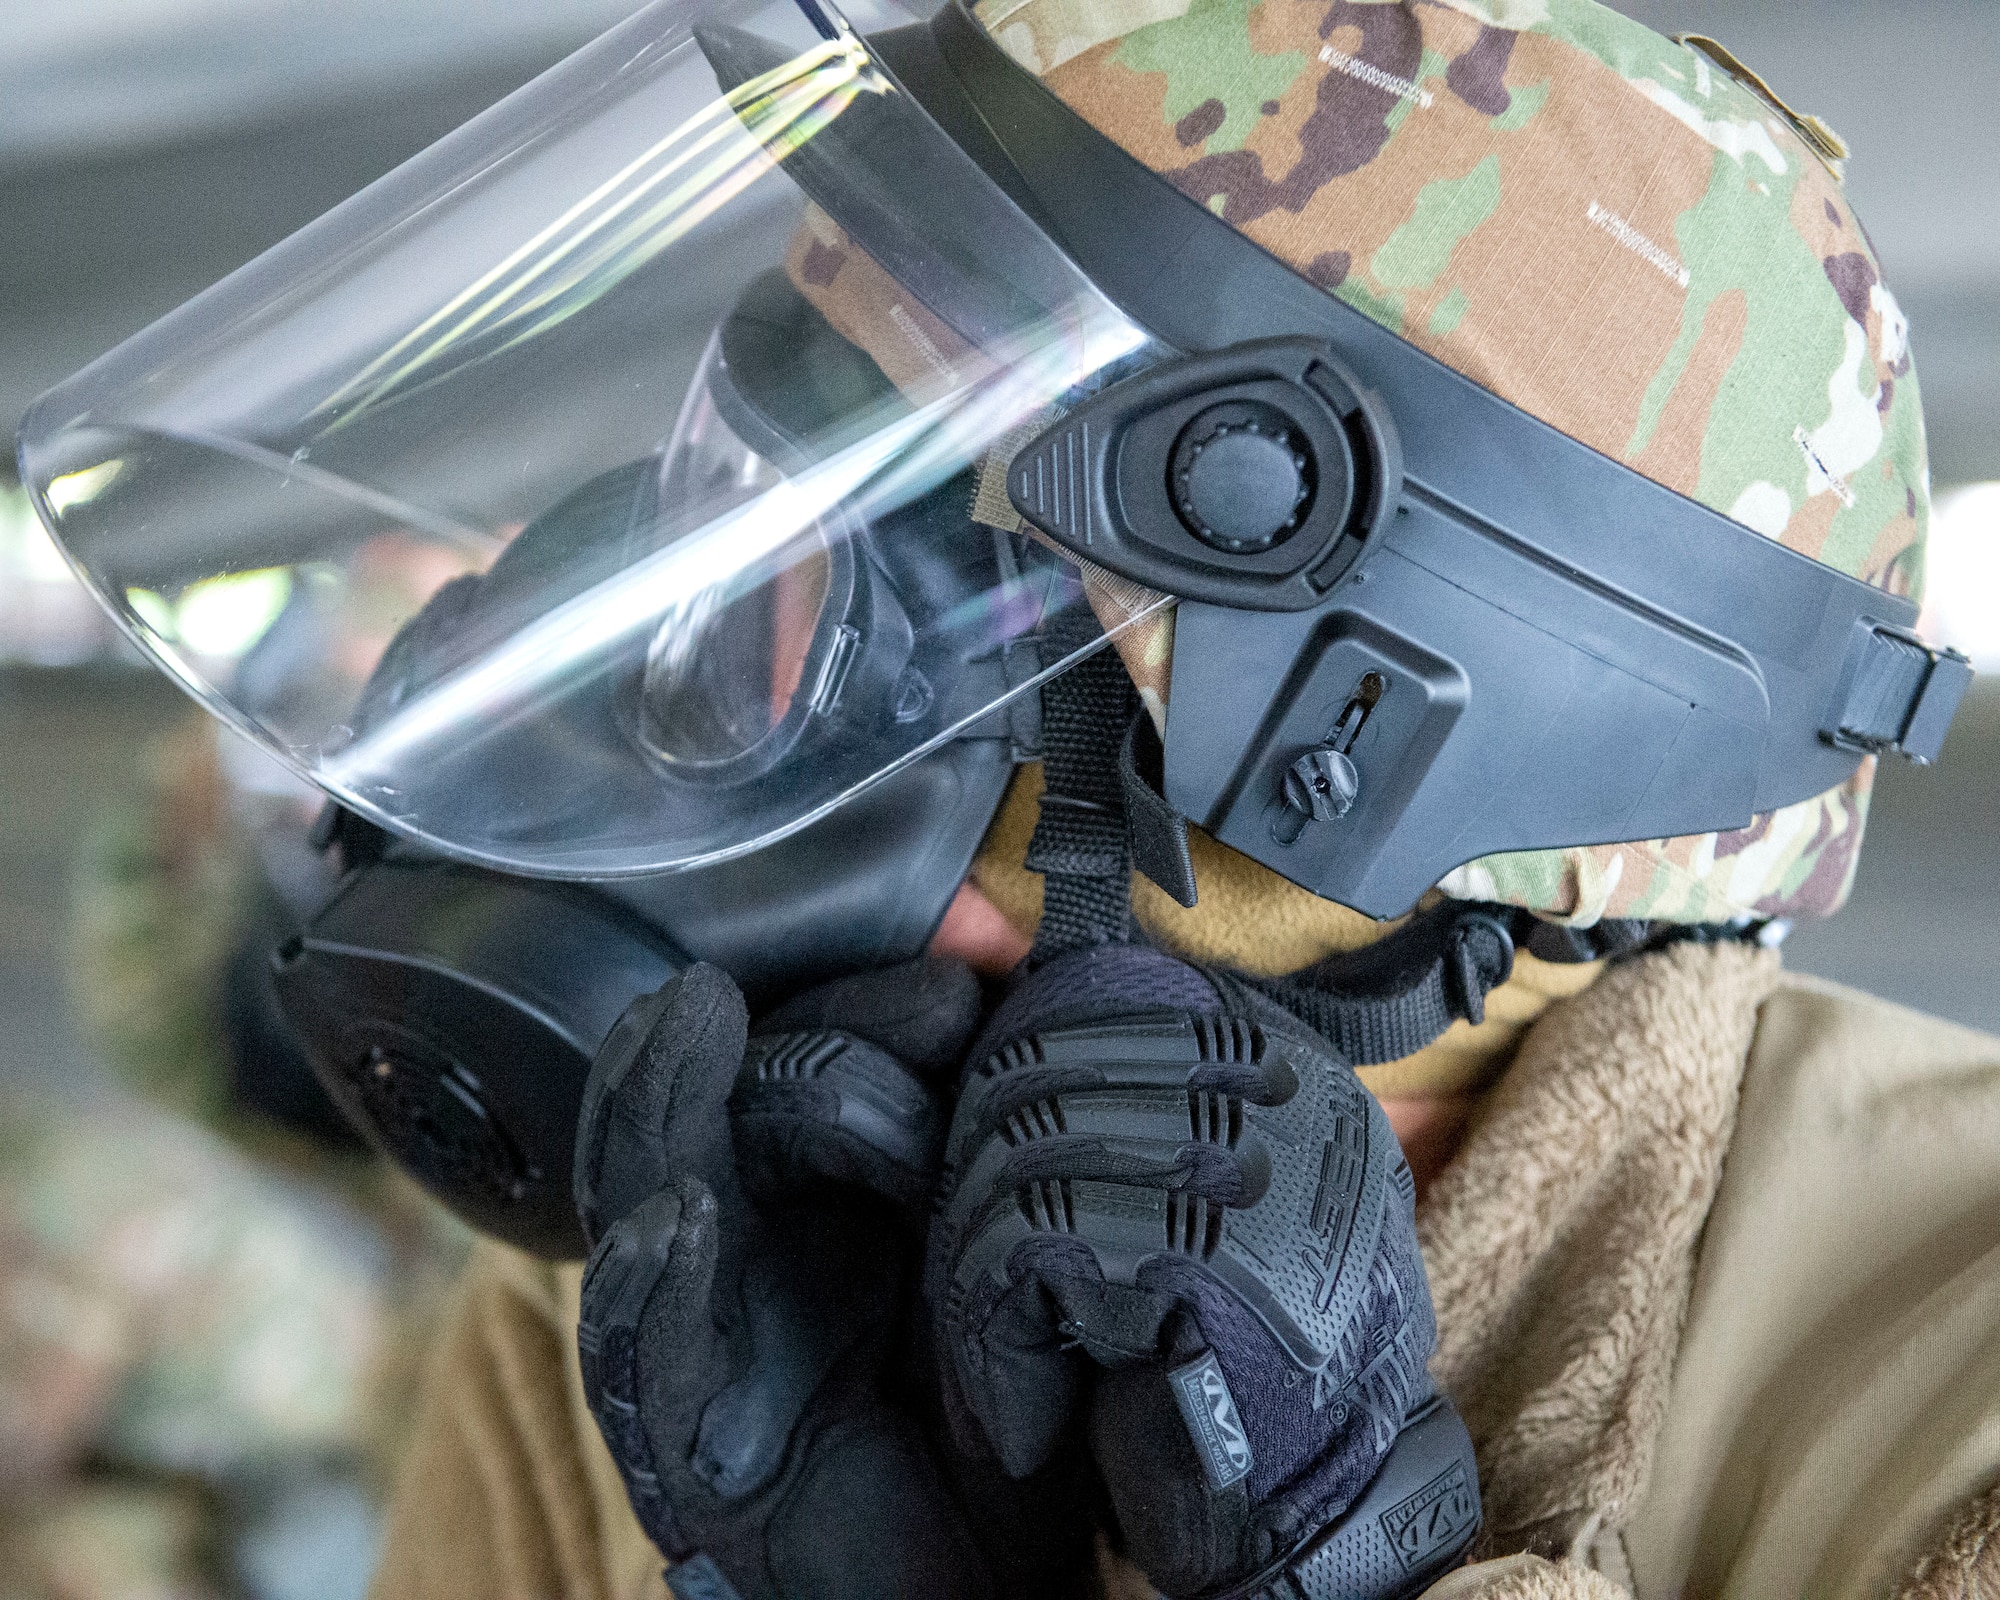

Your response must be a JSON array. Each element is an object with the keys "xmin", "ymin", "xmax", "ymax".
[
  {"xmin": 1419, "ymin": 940, "xmax": 1781, "ymax": 1557},
  {"xmin": 969, "ymin": 764, "xmax": 1604, "ymax": 1098}
]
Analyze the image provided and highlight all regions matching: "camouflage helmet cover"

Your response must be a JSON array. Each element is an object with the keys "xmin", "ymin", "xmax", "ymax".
[{"xmin": 963, "ymin": 0, "xmax": 1929, "ymax": 926}]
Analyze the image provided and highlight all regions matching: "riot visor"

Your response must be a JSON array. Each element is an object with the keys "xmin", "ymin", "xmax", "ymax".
[{"xmin": 18, "ymin": 0, "xmax": 1158, "ymax": 881}]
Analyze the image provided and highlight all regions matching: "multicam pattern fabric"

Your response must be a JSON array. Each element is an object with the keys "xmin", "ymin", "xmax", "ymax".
[
  {"xmin": 789, "ymin": 207, "xmax": 1181, "ymax": 720},
  {"xmin": 967, "ymin": 0, "xmax": 1931, "ymax": 924},
  {"xmin": 785, "ymin": 205, "xmax": 972, "ymax": 393},
  {"xmin": 1435, "ymin": 758, "xmax": 1874, "ymax": 925}
]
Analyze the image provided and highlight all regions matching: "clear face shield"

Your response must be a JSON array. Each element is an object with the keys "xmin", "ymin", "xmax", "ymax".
[{"xmin": 19, "ymin": 0, "xmax": 1162, "ymax": 880}]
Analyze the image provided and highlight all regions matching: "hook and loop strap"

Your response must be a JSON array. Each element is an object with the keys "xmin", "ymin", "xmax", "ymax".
[{"xmin": 1026, "ymin": 610, "xmax": 1140, "ymax": 965}]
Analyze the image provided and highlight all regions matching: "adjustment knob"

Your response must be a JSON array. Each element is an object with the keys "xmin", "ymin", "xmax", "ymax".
[
  {"xmin": 1169, "ymin": 401, "xmax": 1317, "ymax": 554},
  {"xmin": 1284, "ymin": 746, "xmax": 1360, "ymax": 822}
]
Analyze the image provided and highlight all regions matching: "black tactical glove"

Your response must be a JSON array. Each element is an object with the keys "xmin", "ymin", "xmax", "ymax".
[
  {"xmin": 574, "ymin": 958, "xmax": 1095, "ymax": 1600},
  {"xmin": 928, "ymin": 942, "xmax": 1480, "ymax": 1600}
]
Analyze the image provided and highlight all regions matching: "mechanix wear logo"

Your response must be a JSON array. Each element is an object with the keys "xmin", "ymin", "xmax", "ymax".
[
  {"xmin": 1169, "ymin": 1352, "xmax": 1255, "ymax": 1491},
  {"xmin": 1381, "ymin": 1462, "xmax": 1479, "ymax": 1571}
]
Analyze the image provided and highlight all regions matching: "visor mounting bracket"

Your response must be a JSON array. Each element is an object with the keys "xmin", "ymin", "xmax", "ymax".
[{"xmin": 1007, "ymin": 339, "xmax": 1402, "ymax": 613}]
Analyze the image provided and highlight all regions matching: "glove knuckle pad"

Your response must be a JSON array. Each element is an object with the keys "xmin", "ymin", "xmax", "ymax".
[
  {"xmin": 735, "ymin": 1030, "xmax": 942, "ymax": 1205},
  {"xmin": 943, "ymin": 1012, "xmax": 1428, "ymax": 1389},
  {"xmin": 740, "ymin": 1030, "xmax": 935, "ymax": 1141}
]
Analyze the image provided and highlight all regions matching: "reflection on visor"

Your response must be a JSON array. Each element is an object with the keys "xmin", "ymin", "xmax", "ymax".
[
  {"xmin": 636, "ymin": 276, "xmax": 895, "ymax": 774},
  {"xmin": 638, "ymin": 328, "xmax": 837, "ymax": 771}
]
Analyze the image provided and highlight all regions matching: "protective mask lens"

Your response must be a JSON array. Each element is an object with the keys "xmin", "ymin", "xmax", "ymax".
[{"xmin": 638, "ymin": 537, "xmax": 835, "ymax": 772}]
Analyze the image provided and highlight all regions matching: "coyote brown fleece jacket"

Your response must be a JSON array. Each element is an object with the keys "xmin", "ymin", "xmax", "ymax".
[{"xmin": 367, "ymin": 942, "xmax": 2000, "ymax": 1600}]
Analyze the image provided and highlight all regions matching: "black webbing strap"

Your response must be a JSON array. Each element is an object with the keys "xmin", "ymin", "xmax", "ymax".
[
  {"xmin": 1235, "ymin": 903, "xmax": 1521, "ymax": 1067},
  {"xmin": 1121, "ymin": 710, "xmax": 1198, "ymax": 909},
  {"xmin": 1239, "ymin": 902, "xmax": 1753, "ymax": 1066},
  {"xmin": 1026, "ymin": 611, "xmax": 1141, "ymax": 966}
]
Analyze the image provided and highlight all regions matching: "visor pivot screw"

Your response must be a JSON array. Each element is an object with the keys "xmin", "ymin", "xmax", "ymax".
[
  {"xmin": 1169, "ymin": 402, "xmax": 1316, "ymax": 554},
  {"xmin": 1284, "ymin": 747, "xmax": 1359, "ymax": 822}
]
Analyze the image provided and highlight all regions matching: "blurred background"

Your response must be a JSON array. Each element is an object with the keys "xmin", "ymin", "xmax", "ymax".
[
  {"xmin": 0, "ymin": 8, "xmax": 645, "ymax": 1598},
  {"xmin": 0, "ymin": 1, "xmax": 1993, "ymax": 1595}
]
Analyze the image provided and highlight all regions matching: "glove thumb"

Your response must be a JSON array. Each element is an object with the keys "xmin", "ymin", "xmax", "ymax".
[
  {"xmin": 577, "ymin": 1174, "xmax": 723, "ymax": 1562},
  {"xmin": 575, "ymin": 963, "xmax": 748, "ymax": 1245}
]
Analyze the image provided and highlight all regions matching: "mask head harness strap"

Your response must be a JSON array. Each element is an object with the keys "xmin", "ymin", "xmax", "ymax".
[{"xmin": 1026, "ymin": 608, "xmax": 1139, "ymax": 965}]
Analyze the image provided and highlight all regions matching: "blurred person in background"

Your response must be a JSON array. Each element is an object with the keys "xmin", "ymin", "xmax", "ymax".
[
  {"xmin": 0, "ymin": 691, "xmax": 467, "ymax": 1598},
  {"xmin": 0, "ymin": 6, "xmax": 643, "ymax": 1588}
]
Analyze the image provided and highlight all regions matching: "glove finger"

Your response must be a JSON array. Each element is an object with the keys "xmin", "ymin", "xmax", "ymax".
[
  {"xmin": 577, "ymin": 1175, "xmax": 722, "ymax": 1562},
  {"xmin": 1089, "ymin": 1358, "xmax": 1246, "ymax": 1599},
  {"xmin": 937, "ymin": 1244, "xmax": 1091, "ymax": 1478},
  {"xmin": 945, "ymin": 1012, "xmax": 1291, "ymax": 1177},
  {"xmin": 575, "ymin": 963, "xmax": 749, "ymax": 1245},
  {"xmin": 732, "ymin": 1031, "xmax": 944, "ymax": 1215},
  {"xmin": 940, "ymin": 1106, "xmax": 1259, "ymax": 1259},
  {"xmin": 755, "ymin": 955, "xmax": 985, "ymax": 1077}
]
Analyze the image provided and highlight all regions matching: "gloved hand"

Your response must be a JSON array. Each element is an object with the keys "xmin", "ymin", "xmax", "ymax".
[
  {"xmin": 574, "ymin": 958, "xmax": 1096, "ymax": 1600},
  {"xmin": 928, "ymin": 943, "xmax": 1481, "ymax": 1600}
]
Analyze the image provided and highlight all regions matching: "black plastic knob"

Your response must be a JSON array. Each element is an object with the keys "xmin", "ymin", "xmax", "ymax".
[
  {"xmin": 1169, "ymin": 401, "xmax": 1316, "ymax": 554},
  {"xmin": 1284, "ymin": 746, "xmax": 1359, "ymax": 822}
]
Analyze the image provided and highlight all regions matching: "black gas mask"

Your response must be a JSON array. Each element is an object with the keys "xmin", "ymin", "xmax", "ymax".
[{"xmin": 271, "ymin": 269, "xmax": 1069, "ymax": 1258}]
